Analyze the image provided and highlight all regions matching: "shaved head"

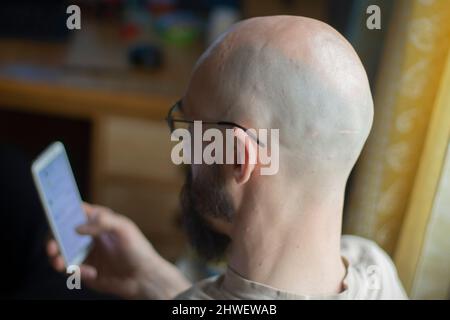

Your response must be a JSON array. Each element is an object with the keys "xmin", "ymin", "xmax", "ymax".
[
  {"xmin": 181, "ymin": 16, "xmax": 374, "ymax": 262},
  {"xmin": 184, "ymin": 15, "xmax": 373, "ymax": 181},
  {"xmin": 173, "ymin": 17, "xmax": 404, "ymax": 297}
]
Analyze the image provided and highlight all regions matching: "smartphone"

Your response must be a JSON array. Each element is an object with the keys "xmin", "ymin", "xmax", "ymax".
[{"xmin": 31, "ymin": 141, "xmax": 92, "ymax": 267}]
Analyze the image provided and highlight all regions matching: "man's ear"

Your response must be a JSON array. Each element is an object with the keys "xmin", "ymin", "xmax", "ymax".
[{"xmin": 233, "ymin": 128, "xmax": 257, "ymax": 185}]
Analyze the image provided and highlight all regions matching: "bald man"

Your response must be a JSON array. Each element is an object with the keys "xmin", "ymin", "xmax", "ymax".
[{"xmin": 47, "ymin": 16, "xmax": 407, "ymax": 300}]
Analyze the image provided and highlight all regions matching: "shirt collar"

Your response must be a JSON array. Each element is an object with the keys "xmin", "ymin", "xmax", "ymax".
[{"xmin": 220, "ymin": 257, "xmax": 353, "ymax": 300}]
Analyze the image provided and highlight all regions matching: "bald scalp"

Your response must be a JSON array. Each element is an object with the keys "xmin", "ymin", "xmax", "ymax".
[{"xmin": 185, "ymin": 16, "xmax": 373, "ymax": 180}]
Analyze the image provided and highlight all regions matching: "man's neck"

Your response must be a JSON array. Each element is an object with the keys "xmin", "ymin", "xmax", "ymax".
[{"xmin": 227, "ymin": 186, "xmax": 346, "ymax": 297}]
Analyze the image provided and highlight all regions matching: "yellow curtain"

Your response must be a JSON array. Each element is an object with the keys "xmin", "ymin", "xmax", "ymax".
[
  {"xmin": 395, "ymin": 48, "xmax": 450, "ymax": 298},
  {"xmin": 344, "ymin": 0, "xmax": 450, "ymax": 297}
]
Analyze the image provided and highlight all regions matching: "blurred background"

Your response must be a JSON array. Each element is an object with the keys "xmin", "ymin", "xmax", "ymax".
[{"xmin": 0, "ymin": 0, "xmax": 448, "ymax": 299}]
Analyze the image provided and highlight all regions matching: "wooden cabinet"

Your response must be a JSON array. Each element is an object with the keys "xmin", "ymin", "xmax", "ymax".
[{"xmin": 92, "ymin": 116, "xmax": 186, "ymax": 261}]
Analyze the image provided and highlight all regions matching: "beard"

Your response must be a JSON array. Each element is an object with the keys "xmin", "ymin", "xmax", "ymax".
[{"xmin": 180, "ymin": 165, "xmax": 234, "ymax": 261}]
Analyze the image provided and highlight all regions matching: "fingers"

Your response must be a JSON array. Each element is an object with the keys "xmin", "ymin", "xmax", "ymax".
[
  {"xmin": 76, "ymin": 224, "xmax": 105, "ymax": 237},
  {"xmin": 52, "ymin": 256, "xmax": 65, "ymax": 272},
  {"xmin": 47, "ymin": 239, "xmax": 97, "ymax": 277},
  {"xmin": 46, "ymin": 239, "xmax": 65, "ymax": 272},
  {"xmin": 82, "ymin": 202, "xmax": 114, "ymax": 221},
  {"xmin": 77, "ymin": 203, "xmax": 122, "ymax": 237},
  {"xmin": 80, "ymin": 264, "xmax": 98, "ymax": 282},
  {"xmin": 46, "ymin": 238, "xmax": 98, "ymax": 281},
  {"xmin": 46, "ymin": 239, "xmax": 59, "ymax": 257},
  {"xmin": 82, "ymin": 202, "xmax": 99, "ymax": 219}
]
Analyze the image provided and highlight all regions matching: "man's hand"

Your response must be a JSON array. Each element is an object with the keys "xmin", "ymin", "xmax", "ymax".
[{"xmin": 46, "ymin": 203, "xmax": 191, "ymax": 299}]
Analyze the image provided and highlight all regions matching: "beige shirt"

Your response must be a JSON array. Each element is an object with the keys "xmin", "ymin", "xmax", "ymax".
[{"xmin": 176, "ymin": 235, "xmax": 408, "ymax": 300}]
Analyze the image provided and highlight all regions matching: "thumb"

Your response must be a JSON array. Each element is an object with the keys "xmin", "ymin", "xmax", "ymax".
[
  {"xmin": 80, "ymin": 264, "xmax": 99, "ymax": 287},
  {"xmin": 76, "ymin": 208, "xmax": 119, "ymax": 237},
  {"xmin": 76, "ymin": 223, "xmax": 104, "ymax": 237}
]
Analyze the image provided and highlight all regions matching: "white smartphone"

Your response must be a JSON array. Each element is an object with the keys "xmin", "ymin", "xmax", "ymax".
[{"xmin": 31, "ymin": 141, "xmax": 92, "ymax": 267}]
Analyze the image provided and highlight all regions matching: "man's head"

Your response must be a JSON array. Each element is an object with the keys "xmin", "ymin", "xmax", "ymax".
[{"xmin": 179, "ymin": 16, "xmax": 373, "ymax": 260}]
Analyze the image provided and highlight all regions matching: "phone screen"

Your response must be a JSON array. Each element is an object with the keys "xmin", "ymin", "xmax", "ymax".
[{"xmin": 35, "ymin": 147, "xmax": 92, "ymax": 265}]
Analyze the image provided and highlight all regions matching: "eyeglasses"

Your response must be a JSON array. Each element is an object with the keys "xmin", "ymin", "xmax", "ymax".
[{"xmin": 165, "ymin": 100, "xmax": 265, "ymax": 147}]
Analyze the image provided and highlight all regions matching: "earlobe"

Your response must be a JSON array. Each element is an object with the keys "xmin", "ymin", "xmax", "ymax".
[{"xmin": 233, "ymin": 128, "xmax": 257, "ymax": 185}]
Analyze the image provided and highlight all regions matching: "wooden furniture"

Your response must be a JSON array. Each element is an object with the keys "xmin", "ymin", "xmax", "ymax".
[{"xmin": 0, "ymin": 22, "xmax": 202, "ymax": 261}]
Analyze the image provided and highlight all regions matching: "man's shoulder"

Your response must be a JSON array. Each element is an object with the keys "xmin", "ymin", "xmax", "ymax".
[
  {"xmin": 341, "ymin": 235, "xmax": 408, "ymax": 299},
  {"xmin": 341, "ymin": 235, "xmax": 391, "ymax": 267}
]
